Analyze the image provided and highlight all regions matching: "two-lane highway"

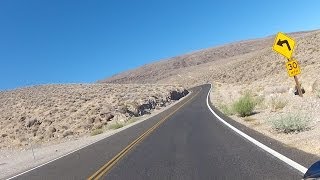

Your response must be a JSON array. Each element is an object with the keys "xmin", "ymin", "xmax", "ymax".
[{"xmin": 10, "ymin": 84, "xmax": 304, "ymax": 179}]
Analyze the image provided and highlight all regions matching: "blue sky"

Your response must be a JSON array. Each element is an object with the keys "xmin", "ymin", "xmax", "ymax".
[{"xmin": 1, "ymin": 0, "xmax": 319, "ymax": 90}]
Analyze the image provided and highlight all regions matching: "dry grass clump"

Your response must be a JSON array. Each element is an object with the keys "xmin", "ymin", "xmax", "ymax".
[{"xmin": 0, "ymin": 83, "xmax": 188, "ymax": 149}]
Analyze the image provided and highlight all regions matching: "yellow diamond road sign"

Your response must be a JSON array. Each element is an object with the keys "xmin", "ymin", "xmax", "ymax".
[
  {"xmin": 285, "ymin": 59, "xmax": 301, "ymax": 77},
  {"xmin": 273, "ymin": 32, "xmax": 295, "ymax": 59}
]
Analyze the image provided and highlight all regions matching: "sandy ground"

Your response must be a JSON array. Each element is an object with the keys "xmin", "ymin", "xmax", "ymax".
[{"xmin": 0, "ymin": 92, "xmax": 190, "ymax": 179}]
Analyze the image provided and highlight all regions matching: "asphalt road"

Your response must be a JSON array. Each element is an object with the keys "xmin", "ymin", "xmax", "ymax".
[{"xmin": 10, "ymin": 84, "xmax": 309, "ymax": 180}]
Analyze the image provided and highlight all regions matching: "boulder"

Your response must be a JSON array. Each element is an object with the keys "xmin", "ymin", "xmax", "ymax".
[
  {"xmin": 25, "ymin": 118, "xmax": 40, "ymax": 127},
  {"xmin": 62, "ymin": 130, "xmax": 73, "ymax": 138},
  {"xmin": 48, "ymin": 126, "xmax": 56, "ymax": 133}
]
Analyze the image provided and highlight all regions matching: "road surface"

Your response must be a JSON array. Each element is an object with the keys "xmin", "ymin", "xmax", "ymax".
[{"xmin": 10, "ymin": 84, "xmax": 314, "ymax": 180}]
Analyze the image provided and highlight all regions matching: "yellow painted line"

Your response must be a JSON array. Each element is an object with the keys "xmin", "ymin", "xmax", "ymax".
[{"xmin": 88, "ymin": 88, "xmax": 202, "ymax": 180}]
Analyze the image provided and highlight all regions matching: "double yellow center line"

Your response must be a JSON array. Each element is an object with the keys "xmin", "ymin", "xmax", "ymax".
[{"xmin": 88, "ymin": 88, "xmax": 201, "ymax": 180}]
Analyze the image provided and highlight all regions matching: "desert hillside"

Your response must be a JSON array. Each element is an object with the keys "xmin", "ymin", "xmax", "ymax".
[
  {"xmin": 100, "ymin": 29, "xmax": 320, "ymax": 156},
  {"xmin": 101, "ymin": 30, "xmax": 318, "ymax": 86},
  {"xmin": 0, "ymin": 84, "xmax": 188, "ymax": 149}
]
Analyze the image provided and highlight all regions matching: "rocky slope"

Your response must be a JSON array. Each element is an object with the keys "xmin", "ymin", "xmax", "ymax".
[{"xmin": 0, "ymin": 84, "xmax": 188, "ymax": 149}]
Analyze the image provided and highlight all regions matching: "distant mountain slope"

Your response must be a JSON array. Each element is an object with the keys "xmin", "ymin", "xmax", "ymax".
[{"xmin": 99, "ymin": 30, "xmax": 317, "ymax": 85}]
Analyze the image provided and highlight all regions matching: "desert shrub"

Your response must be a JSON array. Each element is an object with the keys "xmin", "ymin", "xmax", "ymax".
[
  {"xmin": 217, "ymin": 103, "xmax": 234, "ymax": 116},
  {"xmin": 91, "ymin": 129, "xmax": 104, "ymax": 136},
  {"xmin": 108, "ymin": 122, "xmax": 124, "ymax": 130},
  {"xmin": 270, "ymin": 96, "xmax": 288, "ymax": 111},
  {"xmin": 232, "ymin": 92, "xmax": 256, "ymax": 117},
  {"xmin": 317, "ymin": 90, "xmax": 320, "ymax": 98},
  {"xmin": 271, "ymin": 114, "xmax": 310, "ymax": 133}
]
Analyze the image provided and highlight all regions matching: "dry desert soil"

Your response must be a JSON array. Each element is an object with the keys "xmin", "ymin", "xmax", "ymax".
[{"xmin": 102, "ymin": 29, "xmax": 320, "ymax": 157}]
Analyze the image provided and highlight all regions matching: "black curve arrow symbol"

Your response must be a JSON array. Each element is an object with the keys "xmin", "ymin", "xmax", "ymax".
[{"xmin": 277, "ymin": 39, "xmax": 291, "ymax": 51}]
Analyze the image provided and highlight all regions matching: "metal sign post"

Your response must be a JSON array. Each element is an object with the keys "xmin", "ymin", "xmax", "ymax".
[
  {"xmin": 294, "ymin": 76, "xmax": 303, "ymax": 97},
  {"xmin": 273, "ymin": 32, "xmax": 303, "ymax": 97},
  {"xmin": 286, "ymin": 58, "xmax": 303, "ymax": 97}
]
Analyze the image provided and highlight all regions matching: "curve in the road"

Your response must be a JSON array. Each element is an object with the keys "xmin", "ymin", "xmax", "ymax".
[{"xmin": 206, "ymin": 84, "xmax": 307, "ymax": 174}]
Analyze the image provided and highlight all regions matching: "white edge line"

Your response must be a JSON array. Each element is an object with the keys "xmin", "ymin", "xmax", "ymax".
[
  {"xmin": 6, "ymin": 90, "xmax": 193, "ymax": 180},
  {"xmin": 206, "ymin": 83, "xmax": 307, "ymax": 174}
]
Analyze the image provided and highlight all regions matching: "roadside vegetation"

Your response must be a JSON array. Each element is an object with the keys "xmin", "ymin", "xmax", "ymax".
[
  {"xmin": 271, "ymin": 114, "xmax": 310, "ymax": 133},
  {"xmin": 217, "ymin": 92, "xmax": 258, "ymax": 117},
  {"xmin": 107, "ymin": 122, "xmax": 124, "ymax": 130},
  {"xmin": 232, "ymin": 92, "xmax": 257, "ymax": 117}
]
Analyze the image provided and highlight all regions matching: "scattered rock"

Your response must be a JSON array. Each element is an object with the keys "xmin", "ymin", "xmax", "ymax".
[
  {"xmin": 105, "ymin": 113, "xmax": 114, "ymax": 121},
  {"xmin": 93, "ymin": 123, "xmax": 103, "ymax": 130},
  {"xmin": 48, "ymin": 126, "xmax": 56, "ymax": 133},
  {"xmin": 25, "ymin": 118, "xmax": 40, "ymax": 127},
  {"xmin": 61, "ymin": 125, "xmax": 69, "ymax": 130},
  {"xmin": 88, "ymin": 117, "xmax": 95, "ymax": 124},
  {"xmin": 19, "ymin": 116, "xmax": 26, "ymax": 122},
  {"xmin": 62, "ymin": 130, "xmax": 73, "ymax": 138}
]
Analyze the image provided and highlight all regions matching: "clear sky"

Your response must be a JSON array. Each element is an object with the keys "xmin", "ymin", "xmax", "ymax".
[{"xmin": 1, "ymin": 0, "xmax": 319, "ymax": 90}]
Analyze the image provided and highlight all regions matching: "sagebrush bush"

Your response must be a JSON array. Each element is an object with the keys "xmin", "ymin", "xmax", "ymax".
[
  {"xmin": 271, "ymin": 114, "xmax": 309, "ymax": 133},
  {"xmin": 232, "ymin": 93, "xmax": 256, "ymax": 117}
]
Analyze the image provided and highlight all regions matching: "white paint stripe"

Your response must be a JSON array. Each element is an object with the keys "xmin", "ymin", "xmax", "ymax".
[{"xmin": 206, "ymin": 84, "xmax": 307, "ymax": 174}]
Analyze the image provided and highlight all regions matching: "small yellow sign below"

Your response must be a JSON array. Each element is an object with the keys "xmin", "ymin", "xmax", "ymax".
[
  {"xmin": 273, "ymin": 32, "xmax": 295, "ymax": 59},
  {"xmin": 285, "ymin": 59, "xmax": 301, "ymax": 77}
]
